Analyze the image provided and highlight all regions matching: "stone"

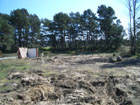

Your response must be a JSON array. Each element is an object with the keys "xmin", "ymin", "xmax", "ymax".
[
  {"xmin": 117, "ymin": 56, "xmax": 122, "ymax": 61},
  {"xmin": 9, "ymin": 72, "xmax": 24, "ymax": 80},
  {"xmin": 109, "ymin": 57, "xmax": 117, "ymax": 63}
]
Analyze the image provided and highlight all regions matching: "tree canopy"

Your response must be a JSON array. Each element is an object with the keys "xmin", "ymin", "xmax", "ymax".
[
  {"xmin": 0, "ymin": 6, "xmax": 126, "ymax": 53},
  {"xmin": 0, "ymin": 14, "xmax": 14, "ymax": 51}
]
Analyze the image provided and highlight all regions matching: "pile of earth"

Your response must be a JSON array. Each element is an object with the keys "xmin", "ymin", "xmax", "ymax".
[{"xmin": 0, "ymin": 70, "xmax": 139, "ymax": 105}]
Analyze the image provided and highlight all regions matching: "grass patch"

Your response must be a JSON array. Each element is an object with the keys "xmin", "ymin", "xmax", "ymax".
[
  {"xmin": 0, "ymin": 79, "xmax": 19, "ymax": 93},
  {"xmin": 41, "ymin": 46, "xmax": 53, "ymax": 51},
  {"xmin": 41, "ymin": 71, "xmax": 58, "ymax": 77},
  {"xmin": 43, "ymin": 50, "xmax": 116, "ymax": 57},
  {"xmin": 0, "ymin": 59, "xmax": 31, "ymax": 83},
  {"xmin": 118, "ymin": 46, "xmax": 131, "ymax": 57},
  {"xmin": 0, "ymin": 86, "xmax": 13, "ymax": 93},
  {"xmin": 2, "ymin": 53, "xmax": 17, "ymax": 57}
]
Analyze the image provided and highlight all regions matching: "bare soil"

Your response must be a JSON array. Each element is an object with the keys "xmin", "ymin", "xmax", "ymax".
[{"xmin": 0, "ymin": 54, "xmax": 140, "ymax": 105}]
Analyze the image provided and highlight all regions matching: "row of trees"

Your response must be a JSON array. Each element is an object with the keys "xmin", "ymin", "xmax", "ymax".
[
  {"xmin": 42, "ymin": 5, "xmax": 125, "ymax": 51},
  {"xmin": 0, "ymin": 5, "xmax": 131, "ymax": 53},
  {"xmin": 0, "ymin": 9, "xmax": 41, "ymax": 51}
]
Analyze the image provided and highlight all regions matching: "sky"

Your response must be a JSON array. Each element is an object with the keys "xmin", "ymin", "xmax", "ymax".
[{"xmin": 0, "ymin": 0, "xmax": 129, "ymax": 29}]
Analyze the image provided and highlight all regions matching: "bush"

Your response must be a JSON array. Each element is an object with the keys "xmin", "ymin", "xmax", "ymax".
[
  {"xmin": 39, "ymin": 46, "xmax": 53, "ymax": 53},
  {"xmin": 119, "ymin": 46, "xmax": 131, "ymax": 57},
  {"xmin": 44, "ymin": 51, "xmax": 51, "ymax": 55}
]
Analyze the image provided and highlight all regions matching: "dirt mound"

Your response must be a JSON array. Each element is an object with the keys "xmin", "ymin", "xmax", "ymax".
[
  {"xmin": 17, "ymin": 84, "xmax": 57, "ymax": 104},
  {"xmin": 0, "ymin": 71, "xmax": 137, "ymax": 105},
  {"xmin": 46, "ymin": 74, "xmax": 133, "ymax": 105}
]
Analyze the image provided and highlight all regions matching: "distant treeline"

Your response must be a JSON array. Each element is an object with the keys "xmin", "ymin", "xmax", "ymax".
[{"xmin": 0, "ymin": 5, "xmax": 128, "ymax": 52}]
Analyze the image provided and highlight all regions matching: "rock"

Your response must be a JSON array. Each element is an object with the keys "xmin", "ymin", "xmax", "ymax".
[
  {"xmin": 117, "ymin": 56, "xmax": 122, "ymax": 61},
  {"xmin": 55, "ymin": 79, "xmax": 78, "ymax": 89},
  {"xmin": 115, "ymin": 88, "xmax": 126, "ymax": 97},
  {"xmin": 90, "ymin": 78, "xmax": 106, "ymax": 87},
  {"xmin": 109, "ymin": 57, "xmax": 117, "ymax": 63},
  {"xmin": 21, "ymin": 76, "xmax": 35, "ymax": 86},
  {"xmin": 9, "ymin": 72, "xmax": 24, "ymax": 80},
  {"xmin": 109, "ymin": 56, "xmax": 122, "ymax": 63}
]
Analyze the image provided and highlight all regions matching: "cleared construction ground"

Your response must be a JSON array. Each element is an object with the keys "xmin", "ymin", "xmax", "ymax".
[{"xmin": 0, "ymin": 54, "xmax": 140, "ymax": 105}]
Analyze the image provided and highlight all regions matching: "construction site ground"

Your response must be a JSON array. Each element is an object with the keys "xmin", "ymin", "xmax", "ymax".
[{"xmin": 0, "ymin": 54, "xmax": 140, "ymax": 105}]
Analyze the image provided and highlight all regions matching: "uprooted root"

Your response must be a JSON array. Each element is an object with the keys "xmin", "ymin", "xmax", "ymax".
[{"xmin": 0, "ymin": 72, "xmax": 138, "ymax": 105}]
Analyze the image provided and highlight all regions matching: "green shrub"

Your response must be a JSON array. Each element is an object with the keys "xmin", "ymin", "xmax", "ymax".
[
  {"xmin": 41, "ymin": 46, "xmax": 53, "ymax": 51},
  {"xmin": 119, "ymin": 46, "xmax": 131, "ymax": 57}
]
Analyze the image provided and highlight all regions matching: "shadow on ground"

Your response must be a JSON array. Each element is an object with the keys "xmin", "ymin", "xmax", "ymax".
[
  {"xmin": 101, "ymin": 57, "xmax": 140, "ymax": 69},
  {"xmin": 74, "ymin": 57, "xmax": 109, "ymax": 64}
]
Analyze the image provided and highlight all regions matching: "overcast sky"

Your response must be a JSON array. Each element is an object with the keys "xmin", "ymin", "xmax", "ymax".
[{"xmin": 0, "ymin": 0, "xmax": 129, "ymax": 29}]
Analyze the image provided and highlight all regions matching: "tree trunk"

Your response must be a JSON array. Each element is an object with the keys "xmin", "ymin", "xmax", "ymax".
[
  {"xmin": 132, "ymin": 0, "xmax": 136, "ymax": 55},
  {"xmin": 18, "ymin": 29, "xmax": 22, "ymax": 47},
  {"xmin": 128, "ymin": 0, "xmax": 134, "ymax": 55}
]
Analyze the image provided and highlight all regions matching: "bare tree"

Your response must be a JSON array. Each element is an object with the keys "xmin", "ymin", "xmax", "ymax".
[
  {"xmin": 124, "ymin": 0, "xmax": 140, "ymax": 55},
  {"xmin": 132, "ymin": 0, "xmax": 140, "ymax": 54},
  {"xmin": 127, "ymin": 0, "xmax": 133, "ymax": 54}
]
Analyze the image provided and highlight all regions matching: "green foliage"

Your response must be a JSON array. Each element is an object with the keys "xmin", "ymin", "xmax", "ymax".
[
  {"xmin": 136, "ymin": 18, "xmax": 140, "ymax": 54},
  {"xmin": 0, "ymin": 6, "xmax": 125, "ymax": 52},
  {"xmin": 0, "ymin": 59, "xmax": 31, "ymax": 82},
  {"xmin": 0, "ymin": 59, "xmax": 31, "ymax": 93},
  {"xmin": 110, "ymin": 20, "xmax": 124, "ymax": 49},
  {"xmin": 97, "ymin": 5, "xmax": 124, "ymax": 51},
  {"xmin": 41, "ymin": 71, "xmax": 57, "ymax": 77},
  {"xmin": 0, "ymin": 80, "xmax": 18, "ymax": 93},
  {"xmin": 10, "ymin": 8, "xmax": 29, "ymax": 47},
  {"xmin": 10, "ymin": 9, "xmax": 41, "ymax": 48},
  {"xmin": 119, "ymin": 46, "xmax": 131, "ymax": 57},
  {"xmin": 53, "ymin": 12, "xmax": 70, "ymax": 49},
  {"xmin": 29, "ymin": 14, "xmax": 41, "ymax": 47},
  {"xmin": 41, "ymin": 46, "xmax": 53, "ymax": 51},
  {"xmin": 0, "ymin": 14, "xmax": 14, "ymax": 51}
]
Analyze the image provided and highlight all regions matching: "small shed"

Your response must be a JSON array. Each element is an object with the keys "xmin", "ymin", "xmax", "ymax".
[
  {"xmin": 18, "ymin": 48, "xmax": 28, "ymax": 59},
  {"xmin": 18, "ymin": 48, "xmax": 38, "ymax": 59},
  {"xmin": 27, "ymin": 48, "xmax": 39, "ymax": 58}
]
